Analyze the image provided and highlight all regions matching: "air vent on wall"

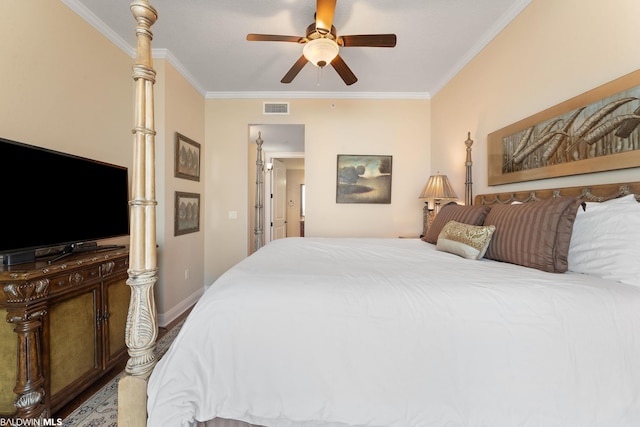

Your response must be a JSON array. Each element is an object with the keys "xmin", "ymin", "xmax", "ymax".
[{"xmin": 263, "ymin": 102, "xmax": 290, "ymax": 115}]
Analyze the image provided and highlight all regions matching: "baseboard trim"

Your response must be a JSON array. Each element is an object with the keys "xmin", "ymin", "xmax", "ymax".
[{"xmin": 158, "ymin": 287, "xmax": 203, "ymax": 327}]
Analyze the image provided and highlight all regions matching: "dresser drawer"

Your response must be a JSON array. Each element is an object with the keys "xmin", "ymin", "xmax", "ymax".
[
  {"xmin": 101, "ymin": 257, "xmax": 129, "ymax": 277},
  {"xmin": 49, "ymin": 266, "xmax": 101, "ymax": 292}
]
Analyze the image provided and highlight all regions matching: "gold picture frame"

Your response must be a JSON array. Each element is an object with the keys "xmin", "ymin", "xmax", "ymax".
[{"xmin": 488, "ymin": 69, "xmax": 640, "ymax": 185}]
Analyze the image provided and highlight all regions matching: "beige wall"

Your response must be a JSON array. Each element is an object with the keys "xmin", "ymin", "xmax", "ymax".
[
  {"xmin": 0, "ymin": 1, "xmax": 133, "ymax": 171},
  {"xmin": 155, "ymin": 60, "xmax": 206, "ymax": 324},
  {"xmin": 431, "ymin": 0, "xmax": 640, "ymax": 199},
  {"xmin": 205, "ymin": 98, "xmax": 430, "ymax": 286},
  {"xmin": 0, "ymin": 0, "xmax": 132, "ymax": 254}
]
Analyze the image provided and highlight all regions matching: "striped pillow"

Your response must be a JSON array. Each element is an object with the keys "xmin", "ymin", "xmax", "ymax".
[
  {"xmin": 422, "ymin": 203, "xmax": 491, "ymax": 244},
  {"xmin": 483, "ymin": 197, "xmax": 584, "ymax": 273}
]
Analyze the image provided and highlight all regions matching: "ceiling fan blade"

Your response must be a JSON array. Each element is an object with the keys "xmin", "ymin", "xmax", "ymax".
[
  {"xmin": 339, "ymin": 34, "xmax": 397, "ymax": 48},
  {"xmin": 247, "ymin": 34, "xmax": 303, "ymax": 43},
  {"xmin": 315, "ymin": 0, "xmax": 336, "ymax": 34},
  {"xmin": 281, "ymin": 55, "xmax": 309, "ymax": 84},
  {"xmin": 331, "ymin": 54, "xmax": 357, "ymax": 86}
]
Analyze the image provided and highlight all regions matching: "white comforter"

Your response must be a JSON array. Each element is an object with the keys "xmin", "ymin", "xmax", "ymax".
[{"xmin": 147, "ymin": 238, "xmax": 640, "ymax": 427}]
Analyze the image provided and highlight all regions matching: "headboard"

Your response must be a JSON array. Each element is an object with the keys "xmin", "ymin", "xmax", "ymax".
[{"xmin": 475, "ymin": 182, "xmax": 640, "ymax": 205}]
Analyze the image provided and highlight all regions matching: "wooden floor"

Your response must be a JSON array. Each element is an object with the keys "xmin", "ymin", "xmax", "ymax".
[{"xmin": 53, "ymin": 307, "xmax": 193, "ymax": 420}]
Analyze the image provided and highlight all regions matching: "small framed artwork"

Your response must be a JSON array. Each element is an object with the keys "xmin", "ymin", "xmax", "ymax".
[
  {"xmin": 336, "ymin": 154, "xmax": 392, "ymax": 204},
  {"xmin": 174, "ymin": 191, "xmax": 200, "ymax": 236},
  {"xmin": 175, "ymin": 132, "xmax": 201, "ymax": 181}
]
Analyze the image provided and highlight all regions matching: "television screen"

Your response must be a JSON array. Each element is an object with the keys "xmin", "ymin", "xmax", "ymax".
[{"xmin": 0, "ymin": 137, "xmax": 129, "ymax": 264}]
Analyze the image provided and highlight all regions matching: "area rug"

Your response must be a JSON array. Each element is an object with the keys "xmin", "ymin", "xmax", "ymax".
[{"xmin": 62, "ymin": 319, "xmax": 185, "ymax": 427}]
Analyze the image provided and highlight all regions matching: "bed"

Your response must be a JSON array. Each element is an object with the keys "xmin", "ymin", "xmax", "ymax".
[
  {"xmin": 144, "ymin": 182, "xmax": 640, "ymax": 427},
  {"xmin": 120, "ymin": 2, "xmax": 640, "ymax": 426}
]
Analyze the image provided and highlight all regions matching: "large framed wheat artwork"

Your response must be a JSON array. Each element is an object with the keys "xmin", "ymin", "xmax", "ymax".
[{"xmin": 488, "ymin": 70, "xmax": 640, "ymax": 185}]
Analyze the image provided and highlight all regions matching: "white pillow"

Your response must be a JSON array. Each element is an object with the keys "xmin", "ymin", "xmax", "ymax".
[
  {"xmin": 579, "ymin": 193, "xmax": 637, "ymax": 212},
  {"xmin": 568, "ymin": 194, "xmax": 640, "ymax": 286}
]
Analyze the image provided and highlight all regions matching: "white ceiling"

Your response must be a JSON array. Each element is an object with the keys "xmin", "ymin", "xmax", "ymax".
[{"xmin": 64, "ymin": 0, "xmax": 531, "ymax": 99}]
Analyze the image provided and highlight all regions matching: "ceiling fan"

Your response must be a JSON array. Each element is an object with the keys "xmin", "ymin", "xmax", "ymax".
[{"xmin": 246, "ymin": 0, "xmax": 397, "ymax": 86}]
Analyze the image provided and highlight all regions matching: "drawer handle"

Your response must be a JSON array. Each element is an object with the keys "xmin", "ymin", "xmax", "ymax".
[{"xmin": 70, "ymin": 273, "xmax": 84, "ymax": 285}]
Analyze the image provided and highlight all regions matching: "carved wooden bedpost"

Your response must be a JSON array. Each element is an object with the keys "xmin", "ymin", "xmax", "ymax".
[
  {"xmin": 464, "ymin": 132, "xmax": 474, "ymax": 205},
  {"xmin": 254, "ymin": 132, "xmax": 265, "ymax": 252},
  {"xmin": 118, "ymin": 1, "xmax": 158, "ymax": 425}
]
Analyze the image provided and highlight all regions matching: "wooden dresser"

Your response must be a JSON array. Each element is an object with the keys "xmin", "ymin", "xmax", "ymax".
[{"xmin": 0, "ymin": 247, "xmax": 130, "ymax": 420}]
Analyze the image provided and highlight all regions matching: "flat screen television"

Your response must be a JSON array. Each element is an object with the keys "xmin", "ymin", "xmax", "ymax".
[{"xmin": 0, "ymin": 137, "xmax": 129, "ymax": 266}]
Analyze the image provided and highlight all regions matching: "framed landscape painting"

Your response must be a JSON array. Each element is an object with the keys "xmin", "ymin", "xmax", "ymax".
[{"xmin": 336, "ymin": 155, "xmax": 392, "ymax": 204}]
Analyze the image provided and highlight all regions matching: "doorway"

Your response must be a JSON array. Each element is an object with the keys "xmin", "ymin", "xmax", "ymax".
[
  {"xmin": 248, "ymin": 124, "xmax": 305, "ymax": 253},
  {"xmin": 265, "ymin": 155, "xmax": 305, "ymax": 242}
]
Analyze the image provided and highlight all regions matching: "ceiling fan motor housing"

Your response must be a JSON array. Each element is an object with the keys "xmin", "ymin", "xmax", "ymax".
[{"xmin": 305, "ymin": 23, "xmax": 338, "ymax": 42}]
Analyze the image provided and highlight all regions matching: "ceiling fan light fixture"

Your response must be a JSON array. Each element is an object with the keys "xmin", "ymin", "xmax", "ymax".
[{"xmin": 303, "ymin": 38, "xmax": 339, "ymax": 68}]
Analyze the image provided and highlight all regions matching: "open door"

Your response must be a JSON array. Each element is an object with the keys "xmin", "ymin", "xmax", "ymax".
[{"xmin": 270, "ymin": 158, "xmax": 287, "ymax": 240}]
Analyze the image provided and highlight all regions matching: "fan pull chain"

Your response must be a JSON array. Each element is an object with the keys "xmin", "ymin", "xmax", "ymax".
[{"xmin": 317, "ymin": 67, "xmax": 323, "ymax": 86}]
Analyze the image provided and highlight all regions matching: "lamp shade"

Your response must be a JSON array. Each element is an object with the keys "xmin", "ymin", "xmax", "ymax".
[
  {"xmin": 419, "ymin": 174, "xmax": 458, "ymax": 201},
  {"xmin": 303, "ymin": 38, "xmax": 339, "ymax": 68}
]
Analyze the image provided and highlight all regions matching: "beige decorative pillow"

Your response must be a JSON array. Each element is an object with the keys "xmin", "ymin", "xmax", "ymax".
[{"xmin": 436, "ymin": 220, "xmax": 496, "ymax": 260}]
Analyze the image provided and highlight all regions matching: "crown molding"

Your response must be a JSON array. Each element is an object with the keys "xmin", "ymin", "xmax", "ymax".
[
  {"xmin": 151, "ymin": 49, "xmax": 207, "ymax": 95},
  {"xmin": 205, "ymin": 91, "xmax": 431, "ymax": 100}
]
